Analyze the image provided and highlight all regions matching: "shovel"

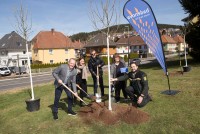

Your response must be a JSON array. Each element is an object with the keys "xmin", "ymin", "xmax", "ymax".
[
  {"xmin": 76, "ymin": 84, "xmax": 93, "ymax": 100},
  {"xmin": 111, "ymin": 84, "xmax": 116, "ymax": 103},
  {"xmin": 61, "ymin": 82, "xmax": 88, "ymax": 105},
  {"xmin": 96, "ymin": 66, "xmax": 102, "ymax": 103}
]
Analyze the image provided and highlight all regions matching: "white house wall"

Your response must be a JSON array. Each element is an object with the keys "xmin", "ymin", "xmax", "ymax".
[
  {"xmin": 116, "ymin": 46, "xmax": 129, "ymax": 53},
  {"xmin": 0, "ymin": 51, "xmax": 32, "ymax": 67}
]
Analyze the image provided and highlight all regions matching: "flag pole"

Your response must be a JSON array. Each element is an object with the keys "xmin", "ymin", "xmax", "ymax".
[{"xmin": 139, "ymin": 0, "xmax": 180, "ymax": 95}]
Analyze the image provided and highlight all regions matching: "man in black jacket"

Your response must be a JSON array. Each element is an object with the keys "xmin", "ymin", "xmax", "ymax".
[
  {"xmin": 111, "ymin": 59, "xmax": 152, "ymax": 107},
  {"xmin": 88, "ymin": 50, "xmax": 105, "ymax": 96}
]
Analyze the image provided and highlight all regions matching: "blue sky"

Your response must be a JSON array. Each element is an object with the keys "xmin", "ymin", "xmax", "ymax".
[{"xmin": 0, "ymin": 0, "xmax": 187, "ymax": 39}]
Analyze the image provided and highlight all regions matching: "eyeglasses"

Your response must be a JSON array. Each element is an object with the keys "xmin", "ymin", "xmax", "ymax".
[{"xmin": 91, "ymin": 53, "xmax": 96, "ymax": 56}]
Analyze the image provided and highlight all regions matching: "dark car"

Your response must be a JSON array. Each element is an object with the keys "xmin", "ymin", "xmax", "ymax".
[{"xmin": 8, "ymin": 66, "xmax": 16, "ymax": 73}]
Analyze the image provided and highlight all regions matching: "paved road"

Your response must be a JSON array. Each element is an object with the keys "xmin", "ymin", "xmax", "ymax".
[
  {"xmin": 0, "ymin": 54, "xmax": 178, "ymax": 91},
  {"xmin": 0, "ymin": 73, "xmax": 54, "ymax": 91}
]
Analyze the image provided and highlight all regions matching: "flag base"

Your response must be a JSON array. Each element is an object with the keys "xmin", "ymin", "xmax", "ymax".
[{"xmin": 161, "ymin": 90, "xmax": 180, "ymax": 95}]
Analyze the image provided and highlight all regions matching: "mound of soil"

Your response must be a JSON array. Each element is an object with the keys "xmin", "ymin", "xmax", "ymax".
[
  {"xmin": 168, "ymin": 71, "xmax": 183, "ymax": 77},
  {"xmin": 78, "ymin": 101, "xmax": 150, "ymax": 125}
]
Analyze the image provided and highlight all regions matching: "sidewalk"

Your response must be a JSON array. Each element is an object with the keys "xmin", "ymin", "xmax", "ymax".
[
  {"xmin": 0, "ymin": 71, "xmax": 52, "ymax": 80},
  {"xmin": 0, "ymin": 54, "xmax": 178, "ymax": 80}
]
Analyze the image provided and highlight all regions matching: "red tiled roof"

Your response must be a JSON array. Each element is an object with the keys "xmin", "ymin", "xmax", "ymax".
[
  {"xmin": 72, "ymin": 40, "xmax": 85, "ymax": 49},
  {"xmin": 85, "ymin": 33, "xmax": 116, "ymax": 47},
  {"xmin": 161, "ymin": 35, "xmax": 177, "ymax": 44},
  {"xmin": 117, "ymin": 35, "xmax": 145, "ymax": 46},
  {"xmin": 32, "ymin": 29, "xmax": 72, "ymax": 49},
  {"xmin": 173, "ymin": 35, "xmax": 184, "ymax": 43}
]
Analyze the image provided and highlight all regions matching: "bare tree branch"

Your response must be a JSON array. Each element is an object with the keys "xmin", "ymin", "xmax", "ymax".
[
  {"xmin": 88, "ymin": 0, "xmax": 121, "ymax": 36},
  {"xmin": 14, "ymin": 2, "xmax": 32, "ymax": 41}
]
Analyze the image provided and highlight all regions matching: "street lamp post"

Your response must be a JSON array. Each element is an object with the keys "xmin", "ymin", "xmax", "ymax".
[{"xmin": 125, "ymin": 26, "xmax": 130, "ymax": 65}]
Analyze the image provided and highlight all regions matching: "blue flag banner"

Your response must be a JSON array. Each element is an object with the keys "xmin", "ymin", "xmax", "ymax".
[{"xmin": 123, "ymin": 0, "xmax": 167, "ymax": 74}]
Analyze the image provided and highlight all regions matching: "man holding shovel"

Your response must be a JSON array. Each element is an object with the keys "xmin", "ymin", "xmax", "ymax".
[
  {"xmin": 88, "ymin": 50, "xmax": 105, "ymax": 96},
  {"xmin": 52, "ymin": 58, "xmax": 78, "ymax": 120}
]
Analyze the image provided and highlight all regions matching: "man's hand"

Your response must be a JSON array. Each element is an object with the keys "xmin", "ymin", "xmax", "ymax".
[
  {"xmin": 137, "ymin": 96, "xmax": 143, "ymax": 104},
  {"xmin": 110, "ymin": 78, "xmax": 117, "ymax": 82},
  {"xmin": 74, "ymin": 92, "xmax": 79, "ymax": 100},
  {"xmin": 58, "ymin": 79, "xmax": 63, "ymax": 84}
]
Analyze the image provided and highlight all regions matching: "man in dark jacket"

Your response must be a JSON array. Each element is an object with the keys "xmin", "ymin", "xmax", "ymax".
[
  {"xmin": 52, "ymin": 58, "xmax": 78, "ymax": 120},
  {"xmin": 88, "ymin": 50, "xmax": 105, "ymax": 96},
  {"xmin": 111, "ymin": 59, "xmax": 152, "ymax": 107}
]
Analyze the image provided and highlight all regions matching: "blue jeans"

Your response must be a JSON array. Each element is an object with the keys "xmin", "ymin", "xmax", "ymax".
[
  {"xmin": 92, "ymin": 75, "xmax": 104, "ymax": 96},
  {"xmin": 53, "ymin": 85, "xmax": 73, "ymax": 113}
]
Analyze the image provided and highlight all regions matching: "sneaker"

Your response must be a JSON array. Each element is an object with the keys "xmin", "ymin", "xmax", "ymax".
[
  {"xmin": 115, "ymin": 100, "xmax": 120, "ymax": 103},
  {"xmin": 68, "ymin": 110, "xmax": 77, "ymax": 116},
  {"xmin": 52, "ymin": 112, "xmax": 58, "ymax": 120},
  {"xmin": 131, "ymin": 102, "xmax": 137, "ymax": 108},
  {"xmin": 148, "ymin": 94, "xmax": 153, "ymax": 101},
  {"xmin": 123, "ymin": 98, "xmax": 129, "ymax": 102}
]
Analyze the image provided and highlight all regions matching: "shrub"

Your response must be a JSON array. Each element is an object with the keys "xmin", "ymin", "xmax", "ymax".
[
  {"xmin": 129, "ymin": 53, "xmax": 139, "ymax": 59},
  {"xmin": 124, "ymin": 55, "xmax": 128, "ymax": 62},
  {"xmin": 31, "ymin": 62, "xmax": 68, "ymax": 69}
]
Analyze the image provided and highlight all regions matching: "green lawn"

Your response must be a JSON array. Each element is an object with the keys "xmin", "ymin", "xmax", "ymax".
[{"xmin": 0, "ymin": 57, "xmax": 199, "ymax": 134}]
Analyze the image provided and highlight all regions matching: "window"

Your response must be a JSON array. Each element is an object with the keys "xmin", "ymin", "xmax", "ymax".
[
  {"xmin": 65, "ymin": 49, "xmax": 68, "ymax": 54},
  {"xmin": 49, "ymin": 49, "xmax": 53, "ymax": 54},
  {"xmin": 23, "ymin": 51, "xmax": 26, "ymax": 54},
  {"xmin": 50, "ymin": 60, "xmax": 53, "ymax": 64},
  {"xmin": 65, "ymin": 59, "xmax": 68, "ymax": 62},
  {"xmin": 1, "ymin": 51, "xmax": 5, "ymax": 55},
  {"xmin": 3, "ymin": 60, "xmax": 6, "ymax": 65},
  {"xmin": 34, "ymin": 50, "xmax": 38, "ymax": 54},
  {"xmin": 17, "ymin": 42, "xmax": 22, "ymax": 46},
  {"xmin": 22, "ymin": 60, "xmax": 27, "ymax": 65}
]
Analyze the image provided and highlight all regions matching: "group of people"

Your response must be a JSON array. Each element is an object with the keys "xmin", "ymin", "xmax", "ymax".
[{"xmin": 51, "ymin": 50, "xmax": 152, "ymax": 120}]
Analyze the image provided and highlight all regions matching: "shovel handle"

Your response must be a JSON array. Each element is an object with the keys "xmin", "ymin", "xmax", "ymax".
[{"xmin": 61, "ymin": 83, "xmax": 88, "ymax": 105}]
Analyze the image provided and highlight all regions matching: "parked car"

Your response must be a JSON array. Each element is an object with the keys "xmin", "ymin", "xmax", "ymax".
[{"xmin": 0, "ymin": 67, "xmax": 11, "ymax": 76}]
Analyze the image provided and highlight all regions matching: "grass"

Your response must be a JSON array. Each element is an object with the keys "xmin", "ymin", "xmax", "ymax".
[{"xmin": 0, "ymin": 57, "xmax": 200, "ymax": 134}]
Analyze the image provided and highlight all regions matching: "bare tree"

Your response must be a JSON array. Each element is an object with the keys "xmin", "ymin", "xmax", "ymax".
[
  {"xmin": 88, "ymin": 0, "xmax": 121, "ymax": 34},
  {"xmin": 88, "ymin": 0, "xmax": 121, "ymax": 111},
  {"xmin": 14, "ymin": 3, "xmax": 35, "ymax": 100},
  {"xmin": 14, "ymin": 3, "xmax": 32, "ymax": 41}
]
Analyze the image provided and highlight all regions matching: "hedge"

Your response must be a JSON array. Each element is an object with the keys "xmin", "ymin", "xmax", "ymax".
[{"xmin": 31, "ymin": 62, "xmax": 68, "ymax": 69}]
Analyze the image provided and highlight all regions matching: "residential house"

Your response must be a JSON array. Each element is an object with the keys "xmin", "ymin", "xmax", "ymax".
[
  {"xmin": 182, "ymin": 15, "xmax": 199, "ymax": 25},
  {"xmin": 0, "ymin": 31, "xmax": 31, "ymax": 67},
  {"xmin": 161, "ymin": 34, "xmax": 177, "ymax": 52},
  {"xmin": 31, "ymin": 29, "xmax": 75, "ymax": 64},
  {"xmin": 116, "ymin": 35, "xmax": 150, "ymax": 57},
  {"xmin": 173, "ymin": 35, "xmax": 185, "ymax": 52},
  {"xmin": 72, "ymin": 40, "xmax": 86, "ymax": 58},
  {"xmin": 84, "ymin": 33, "xmax": 116, "ymax": 56}
]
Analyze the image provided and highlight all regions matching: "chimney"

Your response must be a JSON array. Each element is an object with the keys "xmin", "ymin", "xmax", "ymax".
[{"xmin": 51, "ymin": 28, "xmax": 55, "ymax": 35}]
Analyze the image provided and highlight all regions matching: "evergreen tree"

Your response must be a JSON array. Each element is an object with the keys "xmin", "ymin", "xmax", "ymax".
[{"xmin": 179, "ymin": 0, "xmax": 200, "ymax": 61}]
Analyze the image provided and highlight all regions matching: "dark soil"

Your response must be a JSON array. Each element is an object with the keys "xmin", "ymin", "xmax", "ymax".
[
  {"xmin": 169, "ymin": 71, "xmax": 184, "ymax": 77},
  {"xmin": 78, "ymin": 101, "xmax": 150, "ymax": 125}
]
